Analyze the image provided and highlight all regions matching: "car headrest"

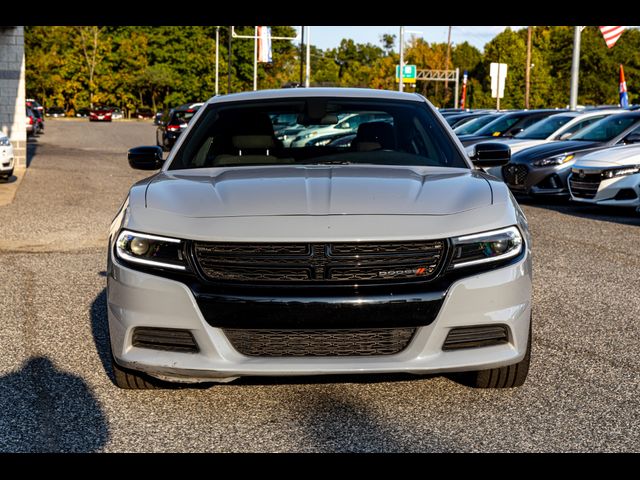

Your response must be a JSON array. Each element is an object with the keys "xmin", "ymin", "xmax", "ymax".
[
  {"xmin": 232, "ymin": 135, "xmax": 276, "ymax": 150},
  {"xmin": 354, "ymin": 121, "xmax": 395, "ymax": 151}
]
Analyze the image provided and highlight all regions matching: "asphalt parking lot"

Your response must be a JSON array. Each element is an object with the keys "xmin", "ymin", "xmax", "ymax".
[{"xmin": 0, "ymin": 119, "xmax": 639, "ymax": 452}]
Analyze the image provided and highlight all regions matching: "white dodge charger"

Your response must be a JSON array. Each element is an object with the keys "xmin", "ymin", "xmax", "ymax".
[{"xmin": 107, "ymin": 88, "xmax": 532, "ymax": 389}]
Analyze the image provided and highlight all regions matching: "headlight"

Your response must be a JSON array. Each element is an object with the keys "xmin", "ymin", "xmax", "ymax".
[
  {"xmin": 313, "ymin": 137, "xmax": 333, "ymax": 146},
  {"xmin": 533, "ymin": 153, "xmax": 574, "ymax": 167},
  {"xmin": 451, "ymin": 226, "xmax": 523, "ymax": 269},
  {"xmin": 115, "ymin": 230, "xmax": 186, "ymax": 270},
  {"xmin": 602, "ymin": 165, "xmax": 640, "ymax": 178},
  {"xmin": 0, "ymin": 137, "xmax": 10, "ymax": 146}
]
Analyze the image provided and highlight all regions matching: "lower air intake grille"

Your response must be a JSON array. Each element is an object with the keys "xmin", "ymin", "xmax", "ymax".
[
  {"xmin": 442, "ymin": 325, "xmax": 509, "ymax": 351},
  {"xmin": 224, "ymin": 328, "xmax": 416, "ymax": 357},
  {"xmin": 132, "ymin": 327, "xmax": 199, "ymax": 353}
]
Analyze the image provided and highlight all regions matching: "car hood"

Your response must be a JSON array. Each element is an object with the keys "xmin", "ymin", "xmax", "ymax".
[
  {"xmin": 144, "ymin": 165, "xmax": 493, "ymax": 218},
  {"xmin": 574, "ymin": 144, "xmax": 640, "ymax": 168},
  {"xmin": 510, "ymin": 140, "xmax": 601, "ymax": 164}
]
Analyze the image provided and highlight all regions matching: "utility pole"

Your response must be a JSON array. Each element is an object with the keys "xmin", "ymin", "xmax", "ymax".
[
  {"xmin": 525, "ymin": 26, "xmax": 532, "ymax": 109},
  {"xmin": 215, "ymin": 26, "xmax": 220, "ymax": 96},
  {"xmin": 228, "ymin": 26, "xmax": 232, "ymax": 94},
  {"xmin": 399, "ymin": 26, "xmax": 405, "ymax": 92},
  {"xmin": 569, "ymin": 26, "xmax": 581, "ymax": 110},
  {"xmin": 444, "ymin": 26, "xmax": 452, "ymax": 105},
  {"xmin": 300, "ymin": 26, "xmax": 305, "ymax": 86}
]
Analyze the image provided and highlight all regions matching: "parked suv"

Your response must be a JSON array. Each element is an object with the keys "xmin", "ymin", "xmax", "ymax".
[{"xmin": 109, "ymin": 88, "xmax": 532, "ymax": 390}]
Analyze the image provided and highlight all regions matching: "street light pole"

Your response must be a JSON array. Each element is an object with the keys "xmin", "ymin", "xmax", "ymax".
[
  {"xmin": 305, "ymin": 26, "xmax": 310, "ymax": 87},
  {"xmin": 253, "ymin": 26, "xmax": 258, "ymax": 91},
  {"xmin": 228, "ymin": 26, "xmax": 232, "ymax": 94},
  {"xmin": 525, "ymin": 26, "xmax": 532, "ymax": 109},
  {"xmin": 399, "ymin": 26, "xmax": 405, "ymax": 92},
  {"xmin": 444, "ymin": 26, "xmax": 452, "ymax": 105},
  {"xmin": 569, "ymin": 26, "xmax": 581, "ymax": 110},
  {"xmin": 215, "ymin": 26, "xmax": 219, "ymax": 96}
]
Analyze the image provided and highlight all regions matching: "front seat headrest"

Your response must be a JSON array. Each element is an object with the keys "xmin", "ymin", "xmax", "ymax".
[{"xmin": 353, "ymin": 121, "xmax": 395, "ymax": 152}]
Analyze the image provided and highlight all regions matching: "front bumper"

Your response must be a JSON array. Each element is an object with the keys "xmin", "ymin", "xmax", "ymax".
[
  {"xmin": 0, "ymin": 146, "xmax": 14, "ymax": 173},
  {"xmin": 570, "ymin": 173, "xmax": 640, "ymax": 207},
  {"xmin": 505, "ymin": 162, "xmax": 573, "ymax": 196},
  {"xmin": 108, "ymin": 248, "xmax": 532, "ymax": 383}
]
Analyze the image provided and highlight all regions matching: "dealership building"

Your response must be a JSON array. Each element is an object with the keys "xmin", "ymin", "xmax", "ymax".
[{"xmin": 0, "ymin": 26, "xmax": 26, "ymax": 169}]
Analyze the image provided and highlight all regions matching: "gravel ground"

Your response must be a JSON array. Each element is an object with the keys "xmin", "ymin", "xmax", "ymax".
[{"xmin": 0, "ymin": 119, "xmax": 638, "ymax": 452}]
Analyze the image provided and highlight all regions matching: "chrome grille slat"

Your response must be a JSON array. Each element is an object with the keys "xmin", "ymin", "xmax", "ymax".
[
  {"xmin": 194, "ymin": 241, "xmax": 446, "ymax": 283},
  {"xmin": 569, "ymin": 173, "xmax": 601, "ymax": 199},
  {"xmin": 223, "ymin": 328, "xmax": 416, "ymax": 357}
]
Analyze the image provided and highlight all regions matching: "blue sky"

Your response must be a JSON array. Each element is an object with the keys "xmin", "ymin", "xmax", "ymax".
[{"xmin": 293, "ymin": 26, "xmax": 526, "ymax": 51}]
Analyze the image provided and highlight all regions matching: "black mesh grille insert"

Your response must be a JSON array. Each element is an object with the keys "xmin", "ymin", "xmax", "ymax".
[
  {"xmin": 502, "ymin": 164, "xmax": 529, "ymax": 186},
  {"xmin": 132, "ymin": 327, "xmax": 199, "ymax": 353},
  {"xmin": 193, "ymin": 240, "xmax": 446, "ymax": 284},
  {"xmin": 442, "ymin": 325, "xmax": 509, "ymax": 351},
  {"xmin": 224, "ymin": 328, "xmax": 416, "ymax": 357}
]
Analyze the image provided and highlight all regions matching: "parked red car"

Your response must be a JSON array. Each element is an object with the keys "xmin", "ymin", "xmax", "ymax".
[{"xmin": 89, "ymin": 106, "xmax": 113, "ymax": 122}]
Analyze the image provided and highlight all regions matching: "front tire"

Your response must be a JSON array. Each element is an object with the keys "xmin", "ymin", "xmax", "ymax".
[
  {"xmin": 111, "ymin": 354, "xmax": 161, "ymax": 389},
  {"xmin": 454, "ymin": 320, "xmax": 532, "ymax": 389}
]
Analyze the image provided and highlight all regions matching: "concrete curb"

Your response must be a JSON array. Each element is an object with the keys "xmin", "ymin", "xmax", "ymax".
[{"xmin": 0, "ymin": 166, "xmax": 26, "ymax": 207}]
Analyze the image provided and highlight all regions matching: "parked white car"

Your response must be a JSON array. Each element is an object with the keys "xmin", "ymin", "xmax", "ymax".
[
  {"xmin": 0, "ymin": 133, "xmax": 14, "ymax": 179},
  {"xmin": 289, "ymin": 113, "xmax": 391, "ymax": 147},
  {"xmin": 568, "ymin": 143, "xmax": 640, "ymax": 208},
  {"xmin": 498, "ymin": 109, "xmax": 621, "ymax": 155}
]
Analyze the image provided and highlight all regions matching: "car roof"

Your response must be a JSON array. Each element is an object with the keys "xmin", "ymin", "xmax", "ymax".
[{"xmin": 205, "ymin": 88, "xmax": 426, "ymax": 106}]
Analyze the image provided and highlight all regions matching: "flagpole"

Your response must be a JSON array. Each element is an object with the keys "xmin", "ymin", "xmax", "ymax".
[
  {"xmin": 304, "ymin": 26, "xmax": 310, "ymax": 88},
  {"xmin": 569, "ymin": 26, "xmax": 581, "ymax": 110}
]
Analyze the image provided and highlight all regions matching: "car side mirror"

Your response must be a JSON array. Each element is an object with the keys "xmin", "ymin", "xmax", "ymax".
[
  {"xmin": 559, "ymin": 132, "xmax": 573, "ymax": 140},
  {"xmin": 624, "ymin": 133, "xmax": 640, "ymax": 144},
  {"xmin": 506, "ymin": 127, "xmax": 524, "ymax": 137},
  {"xmin": 471, "ymin": 142, "xmax": 511, "ymax": 168},
  {"xmin": 128, "ymin": 146, "xmax": 164, "ymax": 170}
]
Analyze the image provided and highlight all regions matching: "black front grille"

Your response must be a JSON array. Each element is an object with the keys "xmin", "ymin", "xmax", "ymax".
[
  {"xmin": 193, "ymin": 240, "xmax": 446, "ymax": 284},
  {"xmin": 223, "ymin": 327, "xmax": 416, "ymax": 357},
  {"xmin": 502, "ymin": 164, "xmax": 529, "ymax": 186},
  {"xmin": 569, "ymin": 171, "xmax": 601, "ymax": 199}
]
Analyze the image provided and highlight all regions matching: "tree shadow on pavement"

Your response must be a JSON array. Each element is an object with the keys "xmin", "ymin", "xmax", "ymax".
[{"xmin": 0, "ymin": 356, "xmax": 109, "ymax": 452}]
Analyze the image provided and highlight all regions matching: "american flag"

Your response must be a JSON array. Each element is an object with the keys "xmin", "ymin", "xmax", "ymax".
[{"xmin": 599, "ymin": 26, "xmax": 625, "ymax": 48}]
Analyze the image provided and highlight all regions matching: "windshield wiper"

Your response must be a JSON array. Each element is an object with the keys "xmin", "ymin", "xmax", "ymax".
[{"xmin": 306, "ymin": 160, "xmax": 355, "ymax": 165}]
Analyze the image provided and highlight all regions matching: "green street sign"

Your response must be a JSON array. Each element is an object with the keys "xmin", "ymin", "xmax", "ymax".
[{"xmin": 396, "ymin": 64, "xmax": 417, "ymax": 83}]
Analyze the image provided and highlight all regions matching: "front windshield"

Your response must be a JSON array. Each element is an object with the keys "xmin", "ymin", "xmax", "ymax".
[
  {"xmin": 453, "ymin": 114, "xmax": 501, "ymax": 135},
  {"xmin": 570, "ymin": 115, "xmax": 638, "ymax": 142},
  {"xmin": 514, "ymin": 114, "xmax": 574, "ymax": 140},
  {"xmin": 473, "ymin": 114, "xmax": 520, "ymax": 137},
  {"xmin": 169, "ymin": 98, "xmax": 469, "ymax": 170}
]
